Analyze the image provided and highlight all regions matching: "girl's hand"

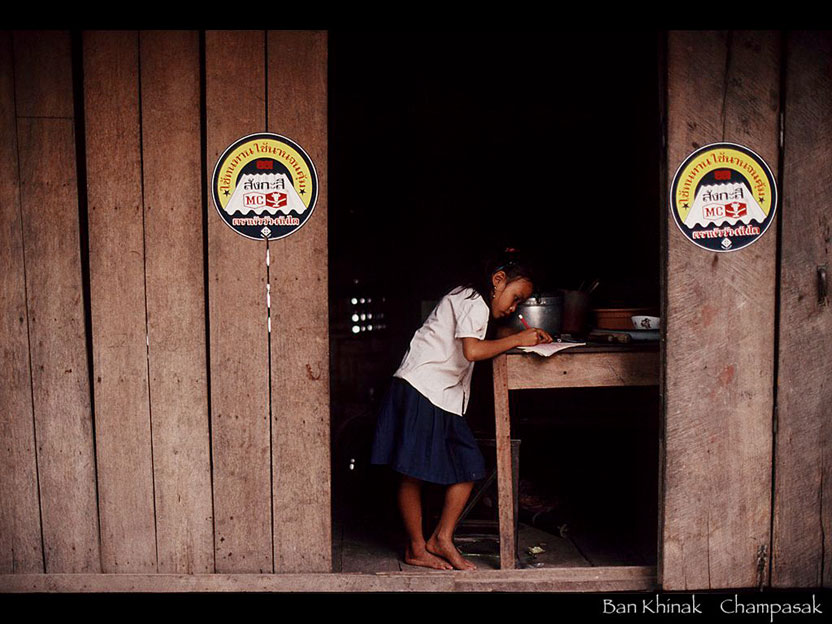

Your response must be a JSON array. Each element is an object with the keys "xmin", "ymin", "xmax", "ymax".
[{"xmin": 516, "ymin": 327, "xmax": 554, "ymax": 347}]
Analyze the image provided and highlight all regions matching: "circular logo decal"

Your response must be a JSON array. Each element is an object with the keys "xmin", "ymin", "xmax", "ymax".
[
  {"xmin": 670, "ymin": 142, "xmax": 777, "ymax": 252},
  {"xmin": 212, "ymin": 132, "xmax": 318, "ymax": 241}
]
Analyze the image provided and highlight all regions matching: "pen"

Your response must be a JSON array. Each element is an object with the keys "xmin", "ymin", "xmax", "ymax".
[{"xmin": 518, "ymin": 314, "xmax": 560, "ymax": 343}]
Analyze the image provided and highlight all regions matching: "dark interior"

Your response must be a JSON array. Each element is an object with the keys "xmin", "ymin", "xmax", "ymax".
[{"xmin": 328, "ymin": 31, "xmax": 662, "ymax": 569}]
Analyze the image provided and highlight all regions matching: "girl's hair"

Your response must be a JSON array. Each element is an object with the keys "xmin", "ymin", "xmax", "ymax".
[{"xmin": 460, "ymin": 247, "xmax": 538, "ymax": 304}]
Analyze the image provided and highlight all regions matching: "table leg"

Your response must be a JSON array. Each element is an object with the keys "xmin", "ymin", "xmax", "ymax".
[{"xmin": 492, "ymin": 354, "xmax": 515, "ymax": 569}]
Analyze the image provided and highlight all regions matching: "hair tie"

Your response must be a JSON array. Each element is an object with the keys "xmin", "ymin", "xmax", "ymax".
[{"xmin": 505, "ymin": 247, "xmax": 517, "ymax": 253}]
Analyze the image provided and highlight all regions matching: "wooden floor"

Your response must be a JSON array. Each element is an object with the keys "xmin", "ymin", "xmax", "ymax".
[{"xmin": 333, "ymin": 518, "xmax": 655, "ymax": 572}]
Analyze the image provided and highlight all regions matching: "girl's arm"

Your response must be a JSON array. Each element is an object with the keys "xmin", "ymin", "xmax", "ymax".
[{"xmin": 461, "ymin": 327, "xmax": 553, "ymax": 362}]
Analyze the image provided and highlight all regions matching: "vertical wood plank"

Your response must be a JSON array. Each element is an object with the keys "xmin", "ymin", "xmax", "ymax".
[
  {"xmin": 139, "ymin": 30, "xmax": 213, "ymax": 574},
  {"xmin": 267, "ymin": 29, "xmax": 331, "ymax": 573},
  {"xmin": 83, "ymin": 30, "xmax": 156, "ymax": 573},
  {"xmin": 772, "ymin": 30, "xmax": 832, "ymax": 589},
  {"xmin": 665, "ymin": 32, "xmax": 728, "ymax": 591},
  {"xmin": 663, "ymin": 30, "xmax": 779, "ymax": 590},
  {"xmin": 492, "ymin": 355, "xmax": 515, "ymax": 569},
  {"xmin": 13, "ymin": 30, "xmax": 100, "ymax": 573},
  {"xmin": 0, "ymin": 30, "xmax": 44, "ymax": 574},
  {"xmin": 12, "ymin": 31, "xmax": 74, "ymax": 119},
  {"xmin": 205, "ymin": 30, "xmax": 272, "ymax": 573}
]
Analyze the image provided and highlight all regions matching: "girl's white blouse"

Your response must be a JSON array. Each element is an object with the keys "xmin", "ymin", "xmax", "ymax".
[{"xmin": 394, "ymin": 286, "xmax": 490, "ymax": 416}]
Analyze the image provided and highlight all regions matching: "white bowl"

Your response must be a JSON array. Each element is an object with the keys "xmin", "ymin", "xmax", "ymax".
[{"xmin": 632, "ymin": 315, "xmax": 660, "ymax": 330}]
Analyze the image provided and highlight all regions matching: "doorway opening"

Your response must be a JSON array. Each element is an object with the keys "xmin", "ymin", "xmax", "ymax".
[{"xmin": 328, "ymin": 31, "xmax": 662, "ymax": 572}]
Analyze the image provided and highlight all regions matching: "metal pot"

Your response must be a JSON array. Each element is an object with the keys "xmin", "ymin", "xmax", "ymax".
[{"xmin": 507, "ymin": 292, "xmax": 564, "ymax": 336}]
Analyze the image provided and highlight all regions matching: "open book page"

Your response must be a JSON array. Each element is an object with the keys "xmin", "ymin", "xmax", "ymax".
[{"xmin": 517, "ymin": 341, "xmax": 585, "ymax": 357}]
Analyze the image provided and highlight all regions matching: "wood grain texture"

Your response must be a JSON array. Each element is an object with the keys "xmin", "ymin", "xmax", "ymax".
[
  {"xmin": 492, "ymin": 354, "xmax": 516, "ymax": 569},
  {"xmin": 267, "ymin": 30, "xmax": 331, "ymax": 573},
  {"xmin": 205, "ymin": 30, "xmax": 272, "ymax": 573},
  {"xmin": 0, "ymin": 566, "xmax": 657, "ymax": 592},
  {"xmin": 0, "ymin": 30, "xmax": 43, "ymax": 574},
  {"xmin": 663, "ymin": 30, "xmax": 780, "ymax": 590},
  {"xmin": 14, "ymin": 30, "xmax": 100, "ymax": 573},
  {"xmin": 506, "ymin": 351, "xmax": 660, "ymax": 390},
  {"xmin": 772, "ymin": 30, "xmax": 832, "ymax": 589},
  {"xmin": 12, "ymin": 31, "xmax": 74, "ymax": 119},
  {"xmin": 139, "ymin": 30, "xmax": 213, "ymax": 574},
  {"xmin": 83, "ymin": 30, "xmax": 156, "ymax": 573}
]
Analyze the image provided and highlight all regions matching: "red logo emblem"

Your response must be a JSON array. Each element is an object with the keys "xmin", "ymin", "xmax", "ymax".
[
  {"xmin": 266, "ymin": 192, "xmax": 287, "ymax": 208},
  {"xmin": 725, "ymin": 202, "xmax": 747, "ymax": 219},
  {"xmin": 256, "ymin": 160, "xmax": 274, "ymax": 170},
  {"xmin": 714, "ymin": 169, "xmax": 731, "ymax": 180}
]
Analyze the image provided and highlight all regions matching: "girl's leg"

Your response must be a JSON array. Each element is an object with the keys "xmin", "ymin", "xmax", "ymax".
[
  {"xmin": 398, "ymin": 474, "xmax": 453, "ymax": 570},
  {"xmin": 426, "ymin": 480, "xmax": 477, "ymax": 570}
]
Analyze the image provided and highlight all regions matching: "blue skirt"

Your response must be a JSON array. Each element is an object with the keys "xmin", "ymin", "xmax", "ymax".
[{"xmin": 370, "ymin": 377, "xmax": 487, "ymax": 485}]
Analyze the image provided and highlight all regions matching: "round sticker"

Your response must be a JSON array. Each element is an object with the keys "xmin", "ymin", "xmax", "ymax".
[
  {"xmin": 670, "ymin": 142, "xmax": 777, "ymax": 252},
  {"xmin": 212, "ymin": 132, "xmax": 318, "ymax": 241}
]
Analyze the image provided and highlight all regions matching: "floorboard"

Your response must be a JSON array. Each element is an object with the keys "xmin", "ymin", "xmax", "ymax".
[{"xmin": 334, "ymin": 519, "xmax": 652, "ymax": 572}]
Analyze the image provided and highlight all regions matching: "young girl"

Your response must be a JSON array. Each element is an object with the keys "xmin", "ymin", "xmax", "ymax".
[{"xmin": 370, "ymin": 248, "xmax": 553, "ymax": 570}]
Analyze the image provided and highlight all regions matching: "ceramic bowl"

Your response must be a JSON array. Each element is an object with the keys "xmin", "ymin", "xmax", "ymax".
[{"xmin": 632, "ymin": 315, "xmax": 660, "ymax": 330}]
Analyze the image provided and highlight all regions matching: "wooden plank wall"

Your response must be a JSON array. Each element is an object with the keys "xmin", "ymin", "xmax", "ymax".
[
  {"xmin": 139, "ymin": 30, "xmax": 214, "ymax": 575},
  {"xmin": 1, "ymin": 30, "xmax": 101, "ymax": 574},
  {"xmin": 16, "ymin": 30, "xmax": 102, "ymax": 574},
  {"xmin": 268, "ymin": 30, "xmax": 331, "ymax": 574},
  {"xmin": 772, "ymin": 30, "xmax": 832, "ymax": 588},
  {"xmin": 663, "ymin": 31, "xmax": 781, "ymax": 590},
  {"xmin": 0, "ymin": 29, "xmax": 329, "ymax": 578},
  {"xmin": 84, "ymin": 30, "xmax": 157, "ymax": 574},
  {"xmin": 0, "ymin": 30, "xmax": 45, "ymax": 574},
  {"xmin": 205, "ymin": 30, "xmax": 272, "ymax": 574}
]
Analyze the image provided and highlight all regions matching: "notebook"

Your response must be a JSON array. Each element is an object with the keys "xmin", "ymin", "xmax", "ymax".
[{"xmin": 517, "ymin": 341, "xmax": 585, "ymax": 357}]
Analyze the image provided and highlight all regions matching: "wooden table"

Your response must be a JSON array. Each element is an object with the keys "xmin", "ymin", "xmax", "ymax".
[{"xmin": 491, "ymin": 343, "xmax": 660, "ymax": 569}]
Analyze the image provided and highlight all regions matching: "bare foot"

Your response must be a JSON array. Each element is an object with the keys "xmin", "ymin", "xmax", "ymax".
[
  {"xmin": 404, "ymin": 543, "xmax": 453, "ymax": 570},
  {"xmin": 426, "ymin": 535, "xmax": 477, "ymax": 570}
]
